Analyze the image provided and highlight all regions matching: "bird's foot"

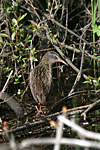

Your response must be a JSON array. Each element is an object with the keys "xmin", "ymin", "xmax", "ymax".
[
  {"xmin": 35, "ymin": 105, "xmax": 49, "ymax": 117},
  {"xmin": 35, "ymin": 105, "xmax": 43, "ymax": 116}
]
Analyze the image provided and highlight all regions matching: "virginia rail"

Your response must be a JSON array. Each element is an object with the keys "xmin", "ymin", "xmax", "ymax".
[{"xmin": 30, "ymin": 51, "xmax": 67, "ymax": 113}]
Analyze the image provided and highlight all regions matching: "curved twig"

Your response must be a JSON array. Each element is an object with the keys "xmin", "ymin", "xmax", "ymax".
[{"xmin": 81, "ymin": 99, "xmax": 100, "ymax": 120}]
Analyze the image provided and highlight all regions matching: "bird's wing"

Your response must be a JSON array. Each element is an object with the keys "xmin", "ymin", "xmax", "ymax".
[{"xmin": 30, "ymin": 66, "xmax": 51, "ymax": 104}]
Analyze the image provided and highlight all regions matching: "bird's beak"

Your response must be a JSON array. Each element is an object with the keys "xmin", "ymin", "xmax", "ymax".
[{"xmin": 58, "ymin": 58, "xmax": 67, "ymax": 65}]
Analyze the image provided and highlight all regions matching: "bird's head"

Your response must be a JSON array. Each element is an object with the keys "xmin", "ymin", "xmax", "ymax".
[
  {"xmin": 41, "ymin": 51, "xmax": 67, "ymax": 65},
  {"xmin": 48, "ymin": 51, "xmax": 67, "ymax": 65}
]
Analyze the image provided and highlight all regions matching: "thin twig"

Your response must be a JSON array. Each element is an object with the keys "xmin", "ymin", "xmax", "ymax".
[
  {"xmin": 30, "ymin": 33, "xmax": 34, "ymax": 70},
  {"xmin": 54, "ymin": 110, "xmax": 66, "ymax": 150},
  {"xmin": 81, "ymin": 99, "xmax": 100, "ymax": 120},
  {"xmin": 0, "ymin": 104, "xmax": 90, "ymax": 136},
  {"xmin": 0, "ymin": 94, "xmax": 16, "ymax": 104},
  {"xmin": 45, "ymin": 15, "xmax": 98, "ymax": 51},
  {"xmin": 53, "ymin": 43, "xmax": 88, "ymax": 80},
  {"xmin": 68, "ymin": 42, "xmax": 85, "ymax": 96},
  {"xmin": 1, "ymin": 70, "xmax": 13, "ymax": 93}
]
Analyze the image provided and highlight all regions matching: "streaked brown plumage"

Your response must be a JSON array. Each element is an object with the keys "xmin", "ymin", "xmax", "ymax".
[{"xmin": 30, "ymin": 51, "xmax": 66, "ymax": 107}]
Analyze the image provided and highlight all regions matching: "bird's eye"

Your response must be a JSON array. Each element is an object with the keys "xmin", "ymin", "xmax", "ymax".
[
  {"xmin": 53, "ymin": 55, "xmax": 57, "ymax": 59},
  {"xmin": 48, "ymin": 54, "xmax": 58, "ymax": 61}
]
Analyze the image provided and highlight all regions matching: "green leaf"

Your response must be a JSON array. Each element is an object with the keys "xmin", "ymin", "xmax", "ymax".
[
  {"xmin": 93, "ymin": 79, "xmax": 97, "ymax": 83},
  {"xmin": 92, "ymin": 0, "xmax": 96, "ymax": 25},
  {"xmin": 22, "ymin": 57, "xmax": 27, "ymax": 61},
  {"xmin": 17, "ymin": 13, "xmax": 27, "ymax": 22},
  {"xmin": 95, "ymin": 89, "xmax": 100, "ymax": 94},
  {"xmin": 98, "ymin": 25, "xmax": 100, "ymax": 29},
  {"xmin": 11, "ymin": 32, "xmax": 16, "ymax": 40},
  {"xmin": 37, "ymin": 23, "xmax": 40, "ymax": 29},
  {"xmin": 14, "ymin": 81, "xmax": 19, "ymax": 84},
  {"xmin": 46, "ymin": 9, "xmax": 50, "ymax": 12},
  {"xmin": 93, "ymin": 27, "xmax": 98, "ymax": 33},
  {"xmin": 30, "ymin": 48, "xmax": 36, "ymax": 54},
  {"xmin": 12, "ymin": 54, "xmax": 18, "ymax": 59},
  {"xmin": 18, "ymin": 75, "xmax": 22, "ymax": 78},
  {"xmin": 19, "ymin": 24, "xmax": 23, "ymax": 28},
  {"xmin": 32, "ymin": 56, "xmax": 38, "ymax": 62},
  {"xmin": 23, "ymin": 63, "xmax": 27, "ymax": 67},
  {"xmin": 98, "ymin": 77, "xmax": 100, "ymax": 81},
  {"xmin": 83, "ymin": 81, "xmax": 91, "ymax": 84},
  {"xmin": 0, "ymin": 33, "xmax": 8, "ymax": 37},
  {"xmin": 27, "ymin": 34, "xmax": 32, "ymax": 40},
  {"xmin": 92, "ymin": 24, "xmax": 97, "ymax": 30},
  {"xmin": 15, "ymin": 78, "xmax": 19, "ymax": 81},
  {"xmin": 20, "ymin": 42, "xmax": 24, "ymax": 47},
  {"xmin": 4, "ymin": 67, "xmax": 11, "ymax": 72},
  {"xmin": 97, "ymin": 30, "xmax": 100, "ymax": 37},
  {"xmin": 33, "ymin": 26, "xmax": 37, "ymax": 32},
  {"xmin": 17, "ymin": 42, "xmax": 24, "ymax": 47},
  {"xmin": 32, "ymin": 48, "xmax": 36, "ymax": 52},
  {"xmin": 66, "ymin": 77, "xmax": 69, "ymax": 80},
  {"xmin": 25, "ymin": 47, "xmax": 30, "ymax": 51},
  {"xmin": 12, "ymin": 18, "xmax": 17, "ymax": 25},
  {"xmin": 97, "ymin": 0, "xmax": 100, "ymax": 17}
]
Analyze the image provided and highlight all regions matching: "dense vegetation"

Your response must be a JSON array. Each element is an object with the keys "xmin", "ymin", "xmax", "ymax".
[
  {"xmin": 1, "ymin": 0, "xmax": 100, "ymax": 99},
  {"xmin": 1, "ymin": 1, "xmax": 100, "ymax": 149}
]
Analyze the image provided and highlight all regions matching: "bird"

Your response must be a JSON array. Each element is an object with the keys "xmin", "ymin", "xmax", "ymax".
[{"xmin": 30, "ymin": 51, "xmax": 67, "ymax": 113}]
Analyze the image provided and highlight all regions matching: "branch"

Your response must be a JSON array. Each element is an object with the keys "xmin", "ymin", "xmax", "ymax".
[
  {"xmin": 44, "ymin": 15, "xmax": 98, "ymax": 51},
  {"xmin": 1, "ymin": 70, "xmax": 13, "ymax": 93},
  {"xmin": 53, "ymin": 44, "xmax": 88, "ymax": 80},
  {"xmin": 68, "ymin": 43, "xmax": 85, "ymax": 96},
  {"xmin": 20, "ymin": 138, "xmax": 100, "ymax": 149},
  {"xmin": 59, "ymin": 115, "xmax": 100, "ymax": 140},
  {"xmin": 81, "ymin": 98, "xmax": 100, "ymax": 120}
]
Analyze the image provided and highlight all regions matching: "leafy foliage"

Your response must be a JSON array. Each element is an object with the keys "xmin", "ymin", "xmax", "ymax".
[{"xmin": 1, "ymin": 0, "xmax": 100, "ymax": 97}]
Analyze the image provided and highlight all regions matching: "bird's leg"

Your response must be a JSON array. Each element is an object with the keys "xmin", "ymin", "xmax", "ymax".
[
  {"xmin": 38, "ymin": 104, "xmax": 42, "ymax": 113},
  {"xmin": 35, "ymin": 104, "xmax": 42, "ymax": 115}
]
